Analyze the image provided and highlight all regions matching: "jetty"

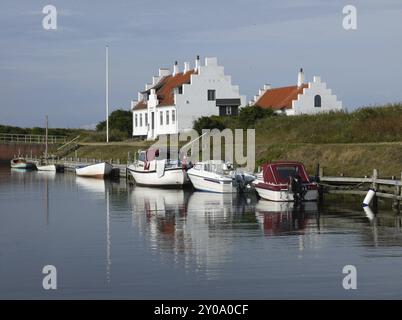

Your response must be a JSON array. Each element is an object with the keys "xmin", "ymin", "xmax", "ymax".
[{"xmin": 318, "ymin": 166, "xmax": 402, "ymax": 209}]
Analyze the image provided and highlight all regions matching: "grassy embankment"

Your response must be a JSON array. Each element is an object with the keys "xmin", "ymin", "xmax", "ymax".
[{"xmin": 253, "ymin": 104, "xmax": 402, "ymax": 176}]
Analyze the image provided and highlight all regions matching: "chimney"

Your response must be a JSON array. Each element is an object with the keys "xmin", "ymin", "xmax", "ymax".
[
  {"xmin": 138, "ymin": 92, "xmax": 144, "ymax": 101},
  {"xmin": 173, "ymin": 61, "xmax": 179, "ymax": 76},
  {"xmin": 195, "ymin": 55, "xmax": 201, "ymax": 71},
  {"xmin": 263, "ymin": 84, "xmax": 271, "ymax": 90},
  {"xmin": 184, "ymin": 61, "xmax": 190, "ymax": 73},
  {"xmin": 297, "ymin": 68, "xmax": 305, "ymax": 87}
]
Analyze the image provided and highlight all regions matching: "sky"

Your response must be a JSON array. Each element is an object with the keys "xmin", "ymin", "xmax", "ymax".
[{"xmin": 0, "ymin": 0, "xmax": 401, "ymax": 128}]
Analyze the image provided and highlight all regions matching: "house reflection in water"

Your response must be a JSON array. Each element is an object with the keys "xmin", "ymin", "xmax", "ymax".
[{"xmin": 129, "ymin": 188, "xmax": 258, "ymax": 278}]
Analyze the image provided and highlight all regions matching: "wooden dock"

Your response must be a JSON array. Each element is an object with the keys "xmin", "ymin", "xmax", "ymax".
[
  {"xmin": 27, "ymin": 156, "xmax": 130, "ymax": 179},
  {"xmin": 318, "ymin": 166, "xmax": 402, "ymax": 209}
]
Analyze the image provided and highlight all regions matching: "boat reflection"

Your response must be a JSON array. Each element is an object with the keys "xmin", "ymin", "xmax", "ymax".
[
  {"xmin": 129, "ymin": 188, "xmax": 258, "ymax": 277},
  {"xmin": 255, "ymin": 200, "xmax": 318, "ymax": 236},
  {"xmin": 76, "ymin": 176, "xmax": 107, "ymax": 194}
]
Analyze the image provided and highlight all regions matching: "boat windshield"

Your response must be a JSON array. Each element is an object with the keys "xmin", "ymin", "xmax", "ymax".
[
  {"xmin": 138, "ymin": 152, "xmax": 146, "ymax": 162},
  {"xmin": 275, "ymin": 165, "xmax": 308, "ymax": 184},
  {"xmin": 203, "ymin": 163, "xmax": 225, "ymax": 174}
]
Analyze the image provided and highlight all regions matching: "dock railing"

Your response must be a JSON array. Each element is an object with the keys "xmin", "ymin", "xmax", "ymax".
[
  {"xmin": 0, "ymin": 133, "xmax": 67, "ymax": 144},
  {"xmin": 319, "ymin": 167, "xmax": 402, "ymax": 203}
]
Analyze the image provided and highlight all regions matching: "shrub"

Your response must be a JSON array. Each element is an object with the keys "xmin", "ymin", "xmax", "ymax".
[
  {"xmin": 238, "ymin": 105, "xmax": 274, "ymax": 128},
  {"xmin": 193, "ymin": 116, "xmax": 226, "ymax": 134}
]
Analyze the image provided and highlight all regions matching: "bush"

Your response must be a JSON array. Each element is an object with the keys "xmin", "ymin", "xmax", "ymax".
[
  {"xmin": 238, "ymin": 105, "xmax": 274, "ymax": 128},
  {"xmin": 193, "ymin": 116, "xmax": 226, "ymax": 134},
  {"xmin": 96, "ymin": 109, "xmax": 132, "ymax": 137}
]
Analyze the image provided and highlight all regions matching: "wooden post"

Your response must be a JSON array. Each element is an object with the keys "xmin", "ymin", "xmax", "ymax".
[
  {"xmin": 319, "ymin": 166, "xmax": 323, "ymax": 180},
  {"xmin": 372, "ymin": 169, "xmax": 378, "ymax": 190}
]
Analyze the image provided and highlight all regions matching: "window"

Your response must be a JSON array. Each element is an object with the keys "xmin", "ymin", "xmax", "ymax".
[
  {"xmin": 160, "ymin": 111, "xmax": 163, "ymax": 125},
  {"xmin": 145, "ymin": 113, "xmax": 148, "ymax": 126},
  {"xmin": 166, "ymin": 110, "xmax": 169, "ymax": 125},
  {"xmin": 178, "ymin": 86, "xmax": 183, "ymax": 94},
  {"xmin": 314, "ymin": 95, "xmax": 321, "ymax": 107},
  {"xmin": 207, "ymin": 89, "xmax": 216, "ymax": 101},
  {"xmin": 226, "ymin": 106, "xmax": 232, "ymax": 115},
  {"xmin": 135, "ymin": 114, "xmax": 138, "ymax": 127},
  {"xmin": 172, "ymin": 110, "xmax": 176, "ymax": 123},
  {"xmin": 140, "ymin": 113, "xmax": 143, "ymax": 127}
]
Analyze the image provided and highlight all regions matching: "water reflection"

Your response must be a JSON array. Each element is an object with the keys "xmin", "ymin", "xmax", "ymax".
[
  {"xmin": 76, "ymin": 176, "xmax": 106, "ymax": 194},
  {"xmin": 129, "ymin": 188, "xmax": 259, "ymax": 277},
  {"xmin": 255, "ymin": 200, "xmax": 319, "ymax": 236}
]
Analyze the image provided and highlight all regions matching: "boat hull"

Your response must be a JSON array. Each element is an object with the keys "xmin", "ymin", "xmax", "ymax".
[
  {"xmin": 37, "ymin": 164, "xmax": 57, "ymax": 172},
  {"xmin": 75, "ymin": 162, "xmax": 113, "ymax": 178},
  {"xmin": 128, "ymin": 166, "xmax": 186, "ymax": 187},
  {"xmin": 10, "ymin": 159, "xmax": 35, "ymax": 169},
  {"xmin": 254, "ymin": 184, "xmax": 318, "ymax": 202},
  {"xmin": 187, "ymin": 172, "xmax": 236, "ymax": 193}
]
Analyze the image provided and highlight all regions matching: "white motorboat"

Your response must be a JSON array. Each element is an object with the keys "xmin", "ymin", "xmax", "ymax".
[
  {"xmin": 253, "ymin": 161, "xmax": 318, "ymax": 202},
  {"xmin": 75, "ymin": 162, "xmax": 113, "ymax": 178},
  {"xmin": 10, "ymin": 157, "xmax": 36, "ymax": 169},
  {"xmin": 187, "ymin": 160, "xmax": 255, "ymax": 193},
  {"xmin": 127, "ymin": 148, "xmax": 187, "ymax": 187}
]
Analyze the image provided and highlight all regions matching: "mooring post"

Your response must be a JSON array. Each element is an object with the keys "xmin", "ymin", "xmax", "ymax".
[
  {"xmin": 371, "ymin": 169, "xmax": 379, "ymax": 211},
  {"xmin": 372, "ymin": 169, "xmax": 378, "ymax": 190},
  {"xmin": 319, "ymin": 165, "xmax": 323, "ymax": 181}
]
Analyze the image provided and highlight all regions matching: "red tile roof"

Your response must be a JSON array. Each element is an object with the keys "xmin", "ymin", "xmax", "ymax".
[
  {"xmin": 133, "ymin": 70, "xmax": 197, "ymax": 110},
  {"xmin": 133, "ymin": 100, "xmax": 147, "ymax": 110},
  {"xmin": 157, "ymin": 70, "xmax": 197, "ymax": 106},
  {"xmin": 255, "ymin": 84, "xmax": 308, "ymax": 110}
]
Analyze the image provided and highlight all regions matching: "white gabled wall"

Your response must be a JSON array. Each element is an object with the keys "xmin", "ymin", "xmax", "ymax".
[
  {"xmin": 291, "ymin": 76, "xmax": 342, "ymax": 115},
  {"xmin": 174, "ymin": 57, "xmax": 245, "ymax": 131}
]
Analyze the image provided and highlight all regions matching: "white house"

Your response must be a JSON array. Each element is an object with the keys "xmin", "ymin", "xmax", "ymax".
[
  {"xmin": 251, "ymin": 68, "xmax": 342, "ymax": 115},
  {"xmin": 131, "ymin": 56, "xmax": 246, "ymax": 140}
]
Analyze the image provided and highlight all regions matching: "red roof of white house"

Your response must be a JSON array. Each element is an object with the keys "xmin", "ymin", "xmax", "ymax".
[
  {"xmin": 255, "ymin": 84, "xmax": 308, "ymax": 110},
  {"xmin": 133, "ymin": 70, "xmax": 197, "ymax": 110}
]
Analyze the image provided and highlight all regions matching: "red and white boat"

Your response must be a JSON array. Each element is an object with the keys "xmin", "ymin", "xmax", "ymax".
[{"xmin": 253, "ymin": 161, "xmax": 318, "ymax": 202}]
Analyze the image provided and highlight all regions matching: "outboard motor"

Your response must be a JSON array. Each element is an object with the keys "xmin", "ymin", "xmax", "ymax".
[{"xmin": 291, "ymin": 174, "xmax": 307, "ymax": 203}]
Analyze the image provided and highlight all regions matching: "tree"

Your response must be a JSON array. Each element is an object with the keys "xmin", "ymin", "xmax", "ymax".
[
  {"xmin": 238, "ymin": 105, "xmax": 274, "ymax": 128},
  {"xmin": 193, "ymin": 116, "xmax": 226, "ymax": 134},
  {"xmin": 96, "ymin": 109, "xmax": 132, "ymax": 136}
]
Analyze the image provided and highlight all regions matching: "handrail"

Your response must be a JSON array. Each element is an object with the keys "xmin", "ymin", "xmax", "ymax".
[
  {"xmin": 56, "ymin": 135, "xmax": 80, "ymax": 151},
  {"xmin": 0, "ymin": 133, "xmax": 67, "ymax": 144}
]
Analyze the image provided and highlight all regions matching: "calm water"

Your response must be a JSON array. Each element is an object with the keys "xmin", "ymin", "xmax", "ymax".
[{"xmin": 1, "ymin": 164, "xmax": 402, "ymax": 299}]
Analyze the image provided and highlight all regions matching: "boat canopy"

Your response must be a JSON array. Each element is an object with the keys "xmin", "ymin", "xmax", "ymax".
[{"xmin": 262, "ymin": 161, "xmax": 310, "ymax": 185}]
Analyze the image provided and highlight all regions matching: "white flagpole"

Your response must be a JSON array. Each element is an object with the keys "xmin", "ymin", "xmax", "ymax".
[{"xmin": 106, "ymin": 45, "xmax": 109, "ymax": 143}]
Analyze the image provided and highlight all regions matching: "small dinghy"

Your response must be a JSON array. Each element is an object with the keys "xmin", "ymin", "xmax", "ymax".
[
  {"xmin": 253, "ymin": 161, "xmax": 318, "ymax": 202},
  {"xmin": 10, "ymin": 157, "xmax": 36, "ymax": 169},
  {"xmin": 37, "ymin": 164, "xmax": 57, "ymax": 172},
  {"xmin": 187, "ymin": 160, "xmax": 255, "ymax": 193},
  {"xmin": 75, "ymin": 162, "xmax": 113, "ymax": 178}
]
